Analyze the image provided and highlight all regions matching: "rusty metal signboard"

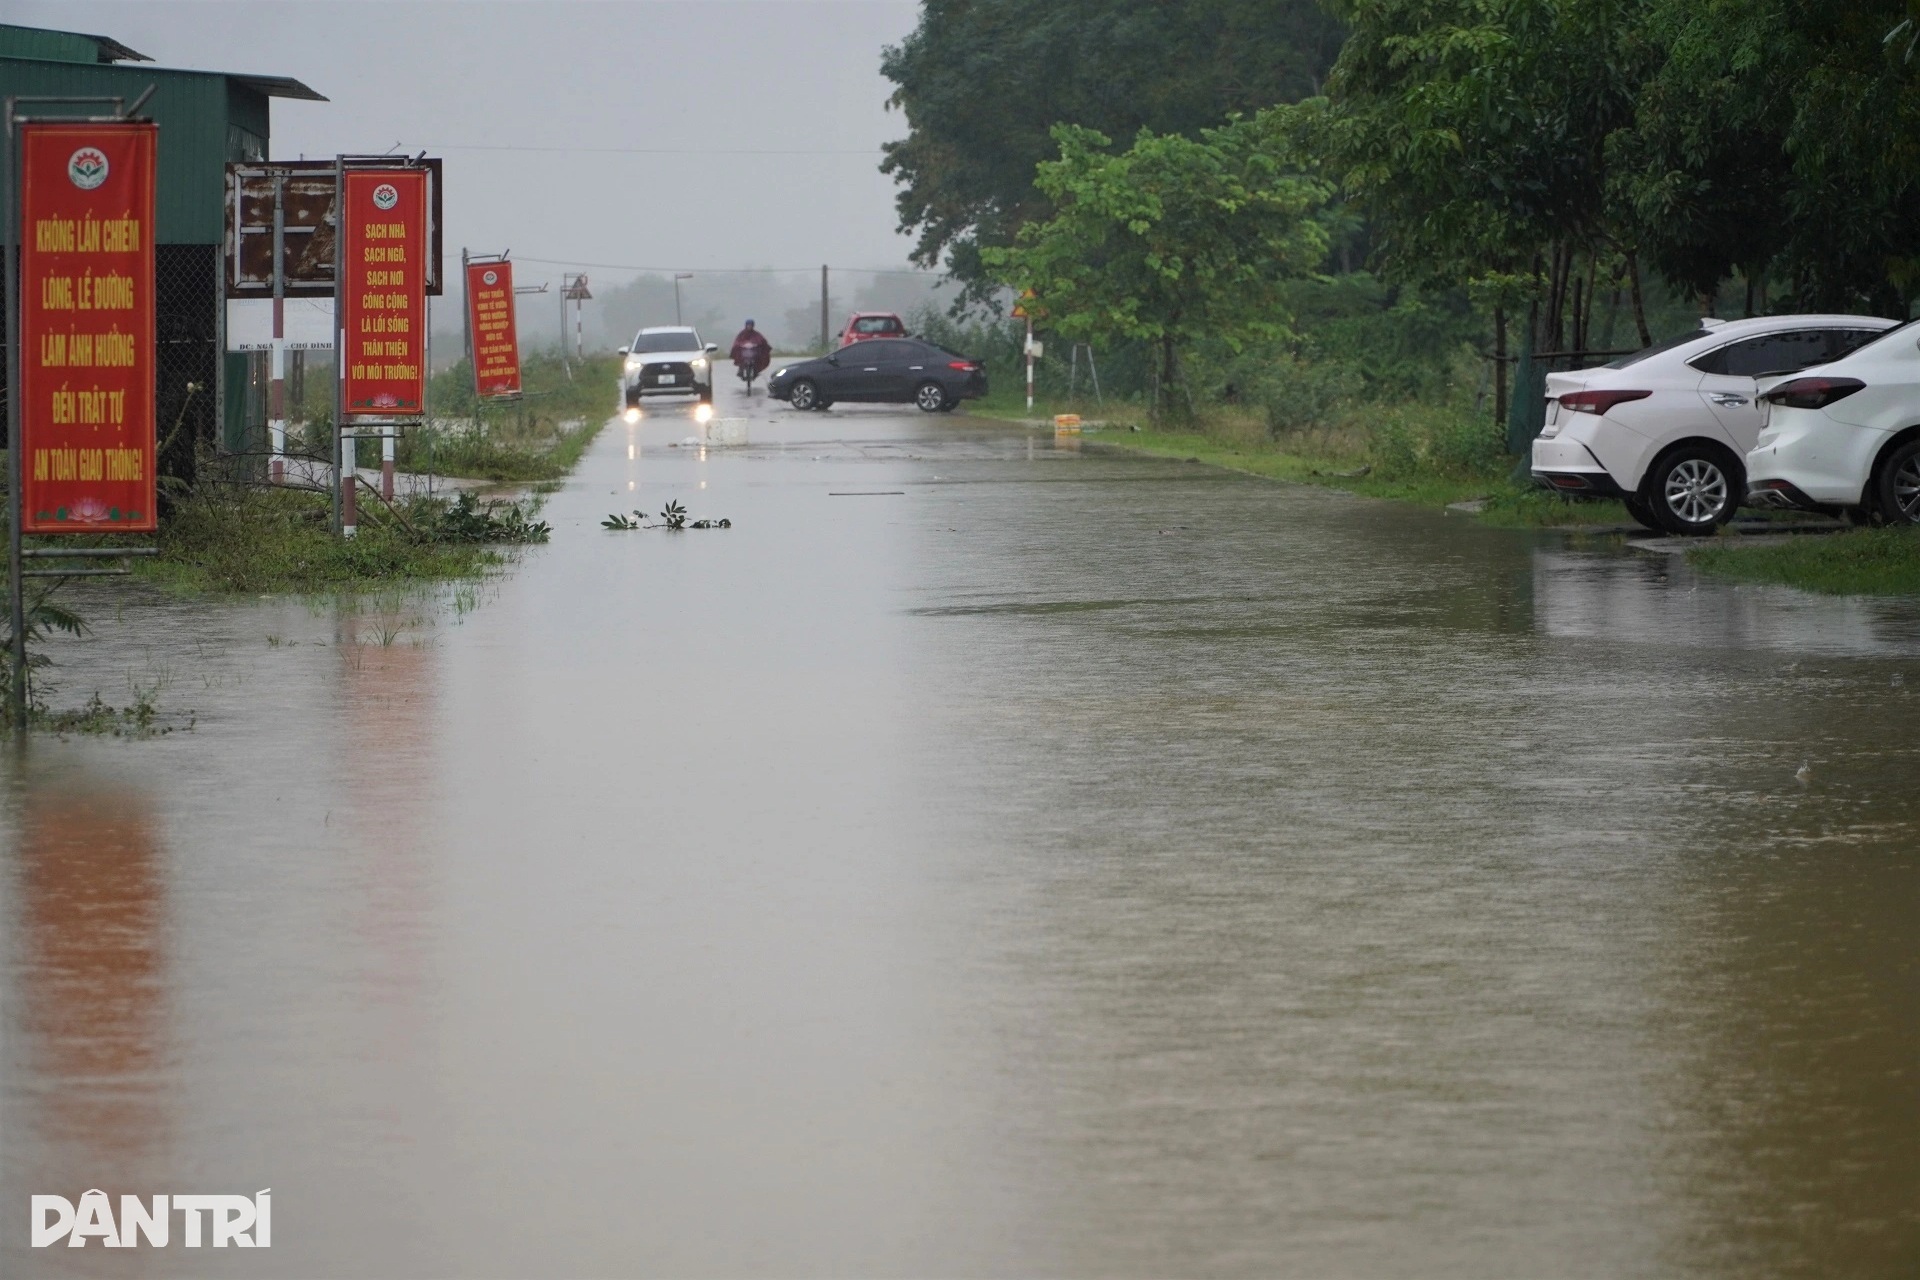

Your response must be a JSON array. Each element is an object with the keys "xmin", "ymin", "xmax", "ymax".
[
  {"xmin": 226, "ymin": 159, "xmax": 442, "ymax": 297},
  {"xmin": 465, "ymin": 258, "xmax": 522, "ymax": 398},
  {"xmin": 338, "ymin": 167, "xmax": 427, "ymax": 416},
  {"xmin": 19, "ymin": 121, "xmax": 157, "ymax": 532}
]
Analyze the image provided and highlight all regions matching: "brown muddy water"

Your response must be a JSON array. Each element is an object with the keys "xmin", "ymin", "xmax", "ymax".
[{"xmin": 2, "ymin": 401, "xmax": 1916, "ymax": 1278}]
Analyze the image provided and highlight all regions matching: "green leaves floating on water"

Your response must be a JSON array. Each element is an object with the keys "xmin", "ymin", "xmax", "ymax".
[{"xmin": 602, "ymin": 502, "xmax": 731, "ymax": 532}]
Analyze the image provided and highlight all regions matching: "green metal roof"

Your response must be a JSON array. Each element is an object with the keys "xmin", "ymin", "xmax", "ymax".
[{"xmin": 0, "ymin": 22, "xmax": 151, "ymax": 64}]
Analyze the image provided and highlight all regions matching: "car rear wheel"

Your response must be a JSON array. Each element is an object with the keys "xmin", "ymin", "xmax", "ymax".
[
  {"xmin": 914, "ymin": 381, "xmax": 949, "ymax": 413},
  {"xmin": 787, "ymin": 378, "xmax": 819, "ymax": 411},
  {"xmin": 1643, "ymin": 445, "xmax": 1741, "ymax": 535},
  {"xmin": 1872, "ymin": 437, "xmax": 1920, "ymax": 524},
  {"xmin": 1621, "ymin": 495, "xmax": 1663, "ymax": 531}
]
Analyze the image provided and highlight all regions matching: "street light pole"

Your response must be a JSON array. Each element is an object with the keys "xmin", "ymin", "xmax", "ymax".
[{"xmin": 674, "ymin": 272, "xmax": 693, "ymax": 326}]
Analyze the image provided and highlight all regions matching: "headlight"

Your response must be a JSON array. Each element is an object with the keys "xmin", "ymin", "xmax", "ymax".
[
  {"xmin": 623, "ymin": 356, "xmax": 643, "ymax": 373},
  {"xmin": 691, "ymin": 357, "xmax": 708, "ymax": 370}
]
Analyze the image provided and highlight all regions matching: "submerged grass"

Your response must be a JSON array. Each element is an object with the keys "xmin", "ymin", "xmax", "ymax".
[
  {"xmin": 140, "ymin": 487, "xmax": 509, "ymax": 595},
  {"xmin": 394, "ymin": 352, "xmax": 619, "ymax": 483},
  {"xmin": 1689, "ymin": 526, "xmax": 1920, "ymax": 595}
]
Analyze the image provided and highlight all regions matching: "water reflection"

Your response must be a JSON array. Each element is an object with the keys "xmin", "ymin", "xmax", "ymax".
[
  {"xmin": 8, "ymin": 771, "xmax": 172, "ymax": 1172},
  {"xmin": 1535, "ymin": 547, "xmax": 1920, "ymax": 656}
]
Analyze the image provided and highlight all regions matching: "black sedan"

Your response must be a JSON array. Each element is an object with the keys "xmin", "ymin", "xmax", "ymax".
[{"xmin": 768, "ymin": 339, "xmax": 988, "ymax": 412}]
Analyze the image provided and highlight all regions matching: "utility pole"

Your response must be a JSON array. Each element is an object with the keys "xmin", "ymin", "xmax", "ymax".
[
  {"xmin": 674, "ymin": 272, "xmax": 692, "ymax": 326},
  {"xmin": 268, "ymin": 171, "xmax": 286, "ymax": 483},
  {"xmin": 820, "ymin": 264, "xmax": 829, "ymax": 352}
]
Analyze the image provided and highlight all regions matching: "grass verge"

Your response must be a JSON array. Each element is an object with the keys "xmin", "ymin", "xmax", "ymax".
[
  {"xmin": 406, "ymin": 351, "xmax": 620, "ymax": 483},
  {"xmin": 969, "ymin": 397, "xmax": 1630, "ymax": 529},
  {"xmin": 1689, "ymin": 526, "xmax": 1920, "ymax": 595},
  {"xmin": 137, "ymin": 487, "xmax": 523, "ymax": 595}
]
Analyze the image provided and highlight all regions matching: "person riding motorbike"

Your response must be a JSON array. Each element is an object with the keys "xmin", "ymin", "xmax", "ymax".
[{"xmin": 730, "ymin": 320, "xmax": 771, "ymax": 382}]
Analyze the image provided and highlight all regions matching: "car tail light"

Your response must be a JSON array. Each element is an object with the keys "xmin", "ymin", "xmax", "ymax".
[
  {"xmin": 1761, "ymin": 376, "xmax": 1865, "ymax": 409},
  {"xmin": 948, "ymin": 361, "xmax": 977, "ymax": 371},
  {"xmin": 1558, "ymin": 389, "xmax": 1651, "ymax": 415}
]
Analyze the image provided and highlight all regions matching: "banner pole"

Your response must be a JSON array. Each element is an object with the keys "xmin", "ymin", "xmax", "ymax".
[
  {"xmin": 4, "ymin": 101, "xmax": 25, "ymax": 730},
  {"xmin": 331, "ymin": 154, "xmax": 344, "ymax": 536}
]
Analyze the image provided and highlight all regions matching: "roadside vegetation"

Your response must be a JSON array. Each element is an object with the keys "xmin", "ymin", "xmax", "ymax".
[
  {"xmin": 298, "ymin": 350, "xmax": 618, "ymax": 485},
  {"xmin": 885, "ymin": 0, "xmax": 1920, "ymax": 593}
]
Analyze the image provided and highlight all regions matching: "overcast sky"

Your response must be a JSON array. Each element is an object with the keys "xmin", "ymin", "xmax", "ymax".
[{"xmin": 10, "ymin": 0, "xmax": 926, "ymax": 297}]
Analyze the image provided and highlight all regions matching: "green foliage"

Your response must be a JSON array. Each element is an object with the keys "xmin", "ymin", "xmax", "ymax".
[
  {"xmin": 985, "ymin": 113, "xmax": 1332, "ymax": 402},
  {"xmin": 141, "ymin": 486, "xmax": 516, "ymax": 595},
  {"xmin": 0, "ymin": 580, "xmax": 88, "ymax": 709},
  {"xmin": 419, "ymin": 491, "xmax": 551, "ymax": 544},
  {"xmin": 880, "ymin": 0, "xmax": 1346, "ymax": 293},
  {"xmin": 601, "ymin": 502, "xmax": 730, "ymax": 531}
]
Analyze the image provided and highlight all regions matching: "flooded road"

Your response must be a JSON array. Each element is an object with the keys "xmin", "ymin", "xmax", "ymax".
[{"xmin": 3, "ymin": 400, "xmax": 1917, "ymax": 1277}]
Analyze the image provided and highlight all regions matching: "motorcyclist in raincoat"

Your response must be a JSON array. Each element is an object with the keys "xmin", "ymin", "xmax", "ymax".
[{"xmin": 730, "ymin": 320, "xmax": 772, "ymax": 380}]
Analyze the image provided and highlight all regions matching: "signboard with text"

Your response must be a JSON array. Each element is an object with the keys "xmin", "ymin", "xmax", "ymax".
[
  {"xmin": 19, "ymin": 122, "xmax": 157, "ymax": 532},
  {"xmin": 465, "ymin": 259, "xmax": 522, "ymax": 398},
  {"xmin": 339, "ymin": 167, "xmax": 427, "ymax": 416}
]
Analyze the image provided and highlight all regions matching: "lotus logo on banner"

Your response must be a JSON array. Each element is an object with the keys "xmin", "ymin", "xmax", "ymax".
[
  {"xmin": 66, "ymin": 147, "xmax": 109, "ymax": 190},
  {"xmin": 372, "ymin": 182, "xmax": 399, "ymax": 211}
]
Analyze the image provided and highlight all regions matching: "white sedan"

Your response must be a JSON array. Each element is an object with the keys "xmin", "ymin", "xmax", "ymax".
[
  {"xmin": 1749, "ymin": 319, "xmax": 1920, "ymax": 523},
  {"xmin": 1531, "ymin": 314, "xmax": 1893, "ymax": 533}
]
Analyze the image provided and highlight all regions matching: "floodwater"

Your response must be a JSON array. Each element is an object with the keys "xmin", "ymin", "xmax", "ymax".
[{"xmin": 2, "ymin": 399, "xmax": 1916, "ymax": 1278}]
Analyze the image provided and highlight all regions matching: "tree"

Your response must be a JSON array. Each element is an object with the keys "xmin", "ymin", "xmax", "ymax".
[
  {"xmin": 984, "ymin": 113, "xmax": 1331, "ymax": 405},
  {"xmin": 1324, "ymin": 0, "xmax": 1652, "ymax": 337},
  {"xmin": 1615, "ymin": 0, "xmax": 1920, "ymax": 317},
  {"xmin": 880, "ymin": 0, "xmax": 1346, "ymax": 295}
]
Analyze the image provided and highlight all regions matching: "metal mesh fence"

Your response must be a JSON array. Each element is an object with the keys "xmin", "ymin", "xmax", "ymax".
[{"xmin": 154, "ymin": 243, "xmax": 220, "ymax": 488}]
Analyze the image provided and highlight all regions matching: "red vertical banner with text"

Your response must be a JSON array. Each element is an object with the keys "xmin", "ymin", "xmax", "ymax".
[
  {"xmin": 465, "ymin": 259, "xmax": 522, "ymax": 397},
  {"xmin": 339, "ymin": 168, "xmax": 427, "ymax": 416},
  {"xmin": 19, "ymin": 122, "xmax": 157, "ymax": 533}
]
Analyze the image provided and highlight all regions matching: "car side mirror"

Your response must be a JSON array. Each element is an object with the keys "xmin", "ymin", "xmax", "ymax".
[
  {"xmin": 827, "ymin": 355, "xmax": 840, "ymax": 366},
  {"xmin": 705, "ymin": 343, "xmax": 719, "ymax": 354},
  {"xmin": 618, "ymin": 346, "xmax": 629, "ymax": 356}
]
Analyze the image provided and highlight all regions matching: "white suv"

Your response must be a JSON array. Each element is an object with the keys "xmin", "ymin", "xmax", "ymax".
[
  {"xmin": 1530, "ymin": 314, "xmax": 1893, "ymax": 533},
  {"xmin": 620, "ymin": 326, "xmax": 717, "ymax": 407},
  {"xmin": 1749, "ymin": 319, "xmax": 1920, "ymax": 523}
]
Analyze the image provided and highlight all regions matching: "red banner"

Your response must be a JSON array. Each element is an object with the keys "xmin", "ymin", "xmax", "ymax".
[
  {"xmin": 339, "ymin": 168, "xmax": 427, "ymax": 416},
  {"xmin": 19, "ymin": 123, "xmax": 157, "ymax": 533},
  {"xmin": 465, "ymin": 259, "xmax": 522, "ymax": 398}
]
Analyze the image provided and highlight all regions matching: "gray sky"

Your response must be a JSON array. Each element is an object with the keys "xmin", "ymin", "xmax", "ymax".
[{"xmin": 11, "ymin": 0, "xmax": 925, "ymax": 295}]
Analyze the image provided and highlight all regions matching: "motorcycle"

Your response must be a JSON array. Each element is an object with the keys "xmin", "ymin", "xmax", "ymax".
[{"xmin": 734, "ymin": 339, "xmax": 770, "ymax": 395}]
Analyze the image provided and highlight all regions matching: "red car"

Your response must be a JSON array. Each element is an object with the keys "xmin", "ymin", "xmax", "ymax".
[{"xmin": 838, "ymin": 312, "xmax": 907, "ymax": 347}]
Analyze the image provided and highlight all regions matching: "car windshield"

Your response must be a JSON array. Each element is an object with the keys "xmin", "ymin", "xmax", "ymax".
[
  {"xmin": 853, "ymin": 317, "xmax": 901, "ymax": 333},
  {"xmin": 631, "ymin": 330, "xmax": 698, "ymax": 353},
  {"xmin": 1603, "ymin": 329, "xmax": 1710, "ymax": 369}
]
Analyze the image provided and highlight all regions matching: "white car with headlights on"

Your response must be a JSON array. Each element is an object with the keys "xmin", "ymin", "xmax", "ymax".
[
  {"xmin": 619, "ymin": 326, "xmax": 717, "ymax": 407},
  {"xmin": 1749, "ymin": 319, "xmax": 1920, "ymax": 523},
  {"xmin": 1531, "ymin": 314, "xmax": 1893, "ymax": 534}
]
